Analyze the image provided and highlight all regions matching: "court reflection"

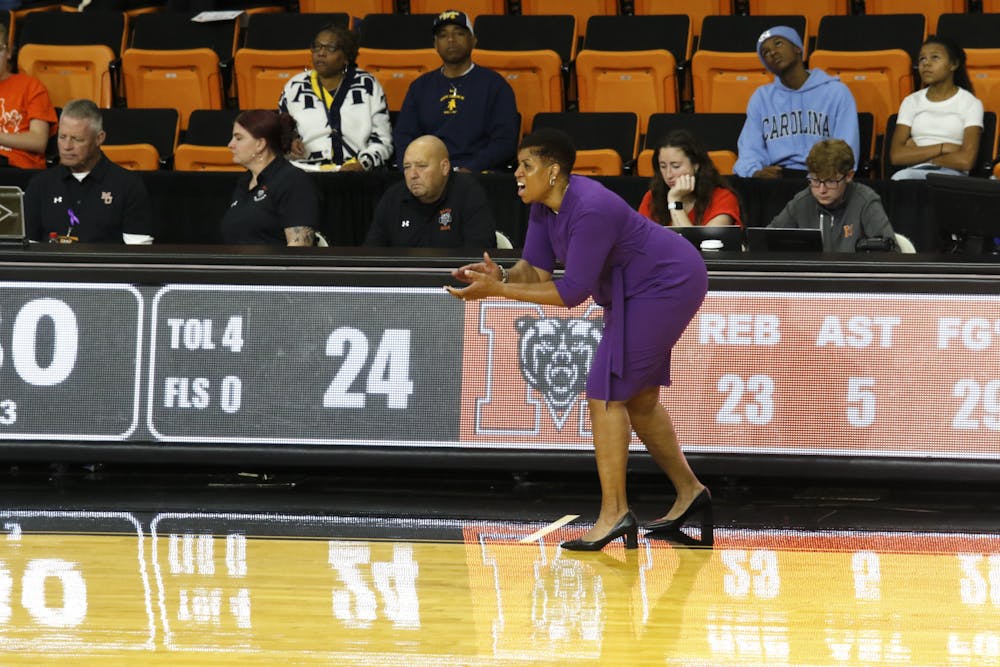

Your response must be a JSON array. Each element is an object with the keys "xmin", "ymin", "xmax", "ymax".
[{"xmin": 0, "ymin": 511, "xmax": 997, "ymax": 665}]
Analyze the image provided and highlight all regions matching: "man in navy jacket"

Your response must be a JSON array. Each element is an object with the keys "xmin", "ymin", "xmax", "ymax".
[{"xmin": 393, "ymin": 9, "xmax": 519, "ymax": 173}]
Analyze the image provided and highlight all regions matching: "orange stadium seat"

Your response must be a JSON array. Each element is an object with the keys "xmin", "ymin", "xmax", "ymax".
[
  {"xmin": 576, "ymin": 50, "xmax": 678, "ymax": 132},
  {"xmin": 13, "ymin": 10, "xmax": 125, "ymax": 106},
  {"xmin": 101, "ymin": 143, "xmax": 160, "ymax": 170},
  {"xmin": 173, "ymin": 109, "xmax": 243, "ymax": 172},
  {"xmin": 812, "ymin": 14, "xmax": 925, "ymax": 134},
  {"xmin": 100, "ymin": 107, "xmax": 178, "ymax": 171},
  {"xmin": 234, "ymin": 50, "xmax": 311, "ymax": 111},
  {"xmin": 17, "ymin": 44, "xmax": 115, "ymax": 108},
  {"xmin": 173, "ymin": 144, "xmax": 244, "ymax": 171},
  {"xmin": 808, "ymin": 50, "xmax": 913, "ymax": 137},
  {"xmin": 473, "ymin": 49, "xmax": 563, "ymax": 137},
  {"xmin": 355, "ymin": 48, "xmax": 441, "ymax": 112},
  {"xmin": 575, "ymin": 15, "xmax": 690, "ymax": 133},
  {"xmin": 691, "ymin": 51, "xmax": 770, "ymax": 114},
  {"xmin": 122, "ymin": 49, "xmax": 222, "ymax": 130},
  {"xmin": 122, "ymin": 13, "xmax": 238, "ymax": 130}
]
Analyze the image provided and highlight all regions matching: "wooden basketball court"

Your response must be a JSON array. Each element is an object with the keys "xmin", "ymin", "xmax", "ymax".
[{"xmin": 0, "ymin": 505, "xmax": 996, "ymax": 665}]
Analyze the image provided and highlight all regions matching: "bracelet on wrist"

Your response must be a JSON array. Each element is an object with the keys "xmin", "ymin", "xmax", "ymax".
[{"xmin": 498, "ymin": 264, "xmax": 509, "ymax": 283}]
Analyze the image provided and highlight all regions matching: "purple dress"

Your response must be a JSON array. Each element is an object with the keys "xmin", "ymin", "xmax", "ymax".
[{"xmin": 521, "ymin": 176, "xmax": 708, "ymax": 401}]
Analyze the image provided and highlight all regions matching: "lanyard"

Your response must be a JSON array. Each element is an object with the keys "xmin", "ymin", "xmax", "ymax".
[{"xmin": 309, "ymin": 68, "xmax": 359, "ymax": 163}]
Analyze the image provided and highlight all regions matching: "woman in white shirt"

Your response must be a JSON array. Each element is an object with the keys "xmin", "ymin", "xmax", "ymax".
[
  {"xmin": 279, "ymin": 24, "xmax": 393, "ymax": 172},
  {"xmin": 889, "ymin": 36, "xmax": 983, "ymax": 180}
]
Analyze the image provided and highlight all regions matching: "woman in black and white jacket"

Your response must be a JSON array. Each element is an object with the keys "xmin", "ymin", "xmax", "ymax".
[{"xmin": 279, "ymin": 24, "xmax": 393, "ymax": 172}]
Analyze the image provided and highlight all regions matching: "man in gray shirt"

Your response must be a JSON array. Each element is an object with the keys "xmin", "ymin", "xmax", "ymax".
[{"xmin": 768, "ymin": 139, "xmax": 894, "ymax": 252}]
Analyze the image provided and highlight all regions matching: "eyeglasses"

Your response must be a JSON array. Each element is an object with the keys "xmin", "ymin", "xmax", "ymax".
[
  {"xmin": 806, "ymin": 175, "xmax": 847, "ymax": 189},
  {"xmin": 310, "ymin": 42, "xmax": 341, "ymax": 54}
]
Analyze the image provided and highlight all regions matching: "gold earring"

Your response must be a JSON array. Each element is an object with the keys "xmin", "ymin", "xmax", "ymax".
[{"xmin": 549, "ymin": 176, "xmax": 555, "ymax": 186}]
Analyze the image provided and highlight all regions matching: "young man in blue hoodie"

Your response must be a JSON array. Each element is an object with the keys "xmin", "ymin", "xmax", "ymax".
[{"xmin": 734, "ymin": 25, "xmax": 860, "ymax": 179}]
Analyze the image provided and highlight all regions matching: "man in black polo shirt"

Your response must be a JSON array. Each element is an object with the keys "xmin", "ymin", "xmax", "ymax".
[
  {"xmin": 364, "ymin": 135, "xmax": 496, "ymax": 248},
  {"xmin": 25, "ymin": 99, "xmax": 153, "ymax": 244}
]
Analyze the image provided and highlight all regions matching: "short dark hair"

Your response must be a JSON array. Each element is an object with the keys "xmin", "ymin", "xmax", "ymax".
[
  {"xmin": 518, "ymin": 128, "xmax": 575, "ymax": 176},
  {"xmin": 314, "ymin": 24, "xmax": 358, "ymax": 65}
]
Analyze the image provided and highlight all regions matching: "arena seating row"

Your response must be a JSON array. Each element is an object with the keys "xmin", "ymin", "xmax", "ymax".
[
  {"xmin": 9, "ymin": 3, "xmax": 1000, "ymax": 180},
  {"xmin": 48, "ymin": 107, "xmax": 995, "ymax": 185},
  {"xmin": 0, "ymin": 166, "xmax": 952, "ymax": 252},
  {"xmin": 9, "ymin": 8, "xmax": 1000, "ymax": 164}
]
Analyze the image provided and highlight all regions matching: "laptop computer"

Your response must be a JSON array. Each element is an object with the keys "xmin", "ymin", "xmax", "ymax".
[
  {"xmin": 746, "ymin": 227, "xmax": 824, "ymax": 253},
  {"xmin": 0, "ymin": 186, "xmax": 26, "ymax": 244},
  {"xmin": 674, "ymin": 225, "xmax": 745, "ymax": 252}
]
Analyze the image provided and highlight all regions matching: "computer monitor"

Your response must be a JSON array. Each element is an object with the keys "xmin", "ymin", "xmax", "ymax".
[
  {"xmin": 674, "ymin": 225, "xmax": 744, "ymax": 252},
  {"xmin": 926, "ymin": 173, "xmax": 1000, "ymax": 254},
  {"xmin": 0, "ymin": 186, "xmax": 25, "ymax": 244},
  {"xmin": 746, "ymin": 227, "xmax": 824, "ymax": 253}
]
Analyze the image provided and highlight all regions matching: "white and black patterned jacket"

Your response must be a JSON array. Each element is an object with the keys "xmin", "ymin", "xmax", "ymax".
[{"xmin": 279, "ymin": 67, "xmax": 393, "ymax": 171}]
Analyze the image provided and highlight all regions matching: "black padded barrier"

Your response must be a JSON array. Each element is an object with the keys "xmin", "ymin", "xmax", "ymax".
[
  {"xmin": 0, "ymin": 168, "xmax": 956, "ymax": 252},
  {"xmin": 0, "ymin": 245, "xmax": 999, "ymax": 482}
]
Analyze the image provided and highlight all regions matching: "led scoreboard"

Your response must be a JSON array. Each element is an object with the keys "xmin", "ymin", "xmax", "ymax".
[{"xmin": 1, "ymin": 279, "xmax": 999, "ymax": 461}]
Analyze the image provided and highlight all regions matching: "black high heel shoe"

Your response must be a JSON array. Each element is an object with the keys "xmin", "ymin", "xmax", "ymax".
[
  {"xmin": 642, "ymin": 488, "xmax": 713, "ymax": 545},
  {"xmin": 560, "ymin": 511, "xmax": 639, "ymax": 551}
]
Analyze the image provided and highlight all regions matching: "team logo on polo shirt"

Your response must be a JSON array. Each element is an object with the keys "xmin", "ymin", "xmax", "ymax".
[
  {"xmin": 438, "ymin": 208, "xmax": 452, "ymax": 231},
  {"xmin": 101, "ymin": 192, "xmax": 113, "ymax": 204},
  {"xmin": 253, "ymin": 186, "xmax": 268, "ymax": 203}
]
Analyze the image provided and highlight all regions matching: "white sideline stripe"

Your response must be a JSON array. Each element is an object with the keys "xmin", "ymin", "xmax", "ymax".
[{"xmin": 519, "ymin": 514, "xmax": 580, "ymax": 543}]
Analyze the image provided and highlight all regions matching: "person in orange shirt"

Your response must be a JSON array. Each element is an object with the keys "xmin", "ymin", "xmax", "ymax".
[
  {"xmin": 638, "ymin": 129, "xmax": 743, "ymax": 228},
  {"xmin": 0, "ymin": 22, "xmax": 57, "ymax": 169}
]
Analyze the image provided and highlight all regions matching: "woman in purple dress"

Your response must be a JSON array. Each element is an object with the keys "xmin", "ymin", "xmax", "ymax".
[{"xmin": 447, "ymin": 129, "xmax": 713, "ymax": 550}]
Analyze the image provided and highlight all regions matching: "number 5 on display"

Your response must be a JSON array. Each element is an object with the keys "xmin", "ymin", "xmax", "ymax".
[{"xmin": 846, "ymin": 377, "xmax": 876, "ymax": 427}]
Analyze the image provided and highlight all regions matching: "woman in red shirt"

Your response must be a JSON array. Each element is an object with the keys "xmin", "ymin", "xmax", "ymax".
[{"xmin": 638, "ymin": 129, "xmax": 742, "ymax": 228}]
